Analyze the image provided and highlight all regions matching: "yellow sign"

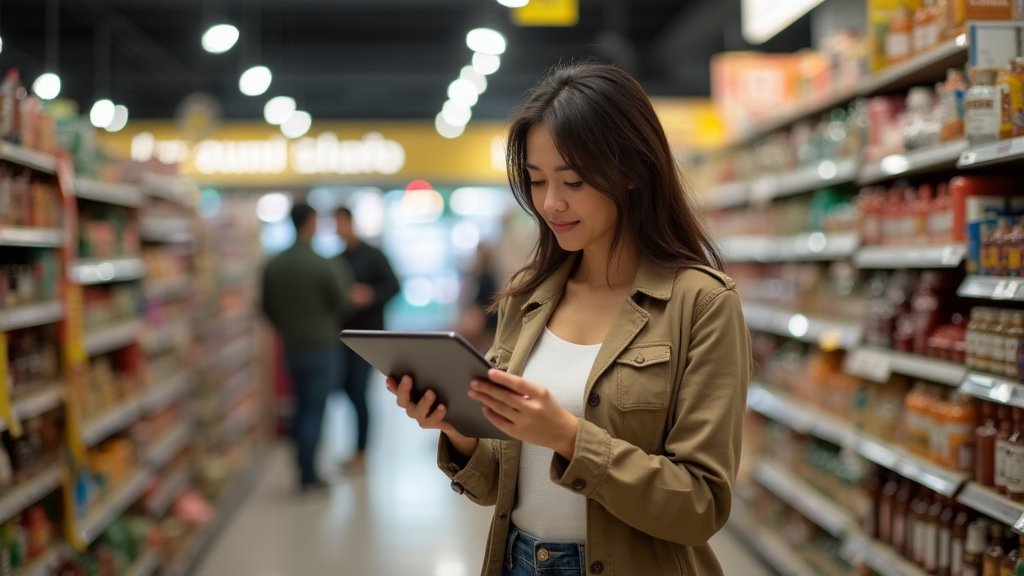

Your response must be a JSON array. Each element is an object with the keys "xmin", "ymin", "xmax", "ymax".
[
  {"xmin": 650, "ymin": 98, "xmax": 728, "ymax": 152},
  {"xmin": 0, "ymin": 331, "xmax": 23, "ymax": 437},
  {"xmin": 513, "ymin": 0, "xmax": 579, "ymax": 26},
  {"xmin": 97, "ymin": 121, "xmax": 509, "ymax": 187}
]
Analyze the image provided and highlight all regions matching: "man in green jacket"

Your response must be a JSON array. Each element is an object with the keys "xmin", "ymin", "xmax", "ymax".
[{"xmin": 261, "ymin": 203, "xmax": 354, "ymax": 491}]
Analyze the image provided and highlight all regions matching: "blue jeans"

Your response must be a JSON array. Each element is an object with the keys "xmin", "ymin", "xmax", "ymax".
[
  {"xmin": 503, "ymin": 525, "xmax": 585, "ymax": 576},
  {"xmin": 285, "ymin": 346, "xmax": 338, "ymax": 485},
  {"xmin": 338, "ymin": 345, "xmax": 372, "ymax": 452}
]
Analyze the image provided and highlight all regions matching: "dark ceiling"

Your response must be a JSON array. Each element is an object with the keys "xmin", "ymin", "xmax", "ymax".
[{"xmin": 0, "ymin": 0, "xmax": 812, "ymax": 122}]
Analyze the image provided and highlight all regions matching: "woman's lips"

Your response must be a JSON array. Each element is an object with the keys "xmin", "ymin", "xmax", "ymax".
[{"xmin": 549, "ymin": 220, "xmax": 578, "ymax": 233}]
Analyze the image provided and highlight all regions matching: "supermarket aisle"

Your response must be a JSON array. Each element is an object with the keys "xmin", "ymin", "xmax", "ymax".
[{"xmin": 196, "ymin": 373, "xmax": 773, "ymax": 575}]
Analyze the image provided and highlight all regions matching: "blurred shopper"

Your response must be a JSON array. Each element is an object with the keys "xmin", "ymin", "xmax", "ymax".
[
  {"xmin": 385, "ymin": 62, "xmax": 750, "ymax": 576},
  {"xmin": 456, "ymin": 243, "xmax": 500, "ymax": 353},
  {"xmin": 261, "ymin": 203, "xmax": 353, "ymax": 492},
  {"xmin": 334, "ymin": 206, "xmax": 400, "ymax": 475}
]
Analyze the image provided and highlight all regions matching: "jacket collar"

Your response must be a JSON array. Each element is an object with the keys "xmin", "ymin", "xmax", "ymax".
[{"xmin": 521, "ymin": 252, "xmax": 675, "ymax": 311}]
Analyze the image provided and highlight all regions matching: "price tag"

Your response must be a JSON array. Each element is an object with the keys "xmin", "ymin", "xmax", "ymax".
[
  {"xmin": 993, "ymin": 280, "xmax": 1023, "ymax": 300},
  {"xmin": 959, "ymin": 150, "xmax": 977, "ymax": 166},
  {"xmin": 844, "ymin": 347, "xmax": 893, "ymax": 383},
  {"xmin": 0, "ymin": 332, "xmax": 23, "ymax": 437}
]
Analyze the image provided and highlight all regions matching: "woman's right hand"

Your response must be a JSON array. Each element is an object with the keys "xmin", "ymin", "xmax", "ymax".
[{"xmin": 385, "ymin": 375, "xmax": 479, "ymax": 458}]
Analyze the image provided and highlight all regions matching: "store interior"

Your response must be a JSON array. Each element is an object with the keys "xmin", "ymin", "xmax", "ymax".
[{"xmin": 3, "ymin": 0, "xmax": 1024, "ymax": 575}]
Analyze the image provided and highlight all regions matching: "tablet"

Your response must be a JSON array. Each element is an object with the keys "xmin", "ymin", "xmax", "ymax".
[{"xmin": 338, "ymin": 329, "xmax": 511, "ymax": 440}]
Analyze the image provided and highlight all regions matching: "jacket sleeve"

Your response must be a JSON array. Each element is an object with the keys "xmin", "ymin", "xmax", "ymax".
[{"xmin": 550, "ymin": 287, "xmax": 750, "ymax": 545}]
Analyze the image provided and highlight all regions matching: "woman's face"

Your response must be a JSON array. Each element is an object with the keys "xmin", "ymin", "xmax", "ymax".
[{"xmin": 525, "ymin": 123, "xmax": 617, "ymax": 254}]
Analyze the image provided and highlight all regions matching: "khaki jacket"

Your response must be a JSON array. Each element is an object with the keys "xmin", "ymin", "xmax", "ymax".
[{"xmin": 437, "ymin": 255, "xmax": 751, "ymax": 576}]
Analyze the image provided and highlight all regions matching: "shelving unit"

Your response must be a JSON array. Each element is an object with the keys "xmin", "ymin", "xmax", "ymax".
[
  {"xmin": 0, "ymin": 462, "xmax": 65, "ymax": 523},
  {"xmin": 0, "ymin": 227, "xmax": 63, "ymax": 248},
  {"xmin": 1, "ymin": 384, "xmax": 66, "ymax": 433},
  {"xmin": 75, "ymin": 468, "xmax": 153, "ymax": 546},
  {"xmin": 857, "ymin": 139, "xmax": 968, "ymax": 185},
  {"xmin": 853, "ymin": 244, "xmax": 967, "ymax": 270},
  {"xmin": 741, "ymin": 302, "xmax": 863, "ymax": 350},
  {"xmin": 720, "ymin": 232, "xmax": 859, "ymax": 263},
  {"xmin": 0, "ymin": 301, "xmax": 66, "ymax": 332},
  {"xmin": 843, "ymin": 346, "xmax": 967, "ymax": 386},
  {"xmin": 957, "ymin": 135, "xmax": 1024, "ymax": 169},
  {"xmin": 727, "ymin": 500, "xmax": 820, "ymax": 576}
]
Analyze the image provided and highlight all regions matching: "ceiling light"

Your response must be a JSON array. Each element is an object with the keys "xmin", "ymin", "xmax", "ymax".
[
  {"xmin": 472, "ymin": 53, "xmax": 501, "ymax": 75},
  {"xmin": 32, "ymin": 73, "xmax": 61, "ymax": 100},
  {"xmin": 264, "ymin": 96, "xmax": 296, "ymax": 125},
  {"xmin": 281, "ymin": 110, "xmax": 312, "ymax": 139},
  {"xmin": 202, "ymin": 24, "xmax": 240, "ymax": 54},
  {"xmin": 497, "ymin": 0, "xmax": 530, "ymax": 6},
  {"xmin": 106, "ymin": 105, "xmax": 129, "ymax": 132},
  {"xmin": 460, "ymin": 66, "xmax": 487, "ymax": 93},
  {"xmin": 239, "ymin": 65, "xmax": 272, "ymax": 96},
  {"xmin": 448, "ymin": 79, "xmax": 479, "ymax": 107},
  {"xmin": 89, "ymin": 99, "xmax": 116, "ymax": 128},
  {"xmin": 442, "ymin": 100, "xmax": 472, "ymax": 127},
  {"xmin": 466, "ymin": 28, "xmax": 506, "ymax": 55},
  {"xmin": 435, "ymin": 113, "xmax": 466, "ymax": 139}
]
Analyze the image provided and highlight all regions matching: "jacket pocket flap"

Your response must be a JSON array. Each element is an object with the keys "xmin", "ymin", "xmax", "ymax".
[{"xmin": 615, "ymin": 344, "xmax": 671, "ymax": 367}]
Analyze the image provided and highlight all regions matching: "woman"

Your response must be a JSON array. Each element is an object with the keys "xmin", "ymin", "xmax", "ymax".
[{"xmin": 386, "ymin": 62, "xmax": 750, "ymax": 576}]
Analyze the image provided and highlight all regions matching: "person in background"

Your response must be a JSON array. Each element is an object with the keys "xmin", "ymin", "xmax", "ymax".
[
  {"xmin": 385, "ymin": 62, "xmax": 751, "ymax": 576},
  {"xmin": 456, "ymin": 243, "xmax": 500, "ymax": 353},
  {"xmin": 261, "ymin": 203, "xmax": 354, "ymax": 492},
  {"xmin": 334, "ymin": 206, "xmax": 400, "ymax": 475}
]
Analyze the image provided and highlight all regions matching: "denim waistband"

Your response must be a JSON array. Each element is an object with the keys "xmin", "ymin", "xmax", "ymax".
[{"xmin": 505, "ymin": 524, "xmax": 585, "ymax": 575}]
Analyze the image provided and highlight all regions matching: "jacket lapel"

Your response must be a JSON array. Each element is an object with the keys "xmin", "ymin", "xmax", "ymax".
[{"xmin": 506, "ymin": 256, "xmax": 576, "ymax": 377}]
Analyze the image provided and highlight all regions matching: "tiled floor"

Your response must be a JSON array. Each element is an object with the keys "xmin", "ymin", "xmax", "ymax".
[{"xmin": 196, "ymin": 375, "xmax": 774, "ymax": 576}]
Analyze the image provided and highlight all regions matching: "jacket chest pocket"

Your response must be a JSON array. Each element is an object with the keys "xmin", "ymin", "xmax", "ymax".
[
  {"xmin": 612, "ymin": 344, "xmax": 672, "ymax": 452},
  {"xmin": 488, "ymin": 345, "xmax": 513, "ymax": 371}
]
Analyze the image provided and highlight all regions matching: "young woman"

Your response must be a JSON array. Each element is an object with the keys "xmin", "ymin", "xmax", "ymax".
[{"xmin": 386, "ymin": 62, "xmax": 750, "ymax": 576}]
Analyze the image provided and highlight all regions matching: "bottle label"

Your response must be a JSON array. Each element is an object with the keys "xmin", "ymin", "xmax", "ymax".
[
  {"xmin": 925, "ymin": 522, "xmax": 939, "ymax": 570},
  {"xmin": 1005, "ymin": 442, "xmax": 1024, "ymax": 493},
  {"xmin": 997, "ymin": 438, "xmax": 1010, "ymax": 488},
  {"xmin": 930, "ymin": 210, "xmax": 955, "ymax": 238},
  {"xmin": 939, "ymin": 527, "xmax": 952, "ymax": 569},
  {"xmin": 966, "ymin": 91, "xmax": 1002, "ymax": 143},
  {"xmin": 952, "ymin": 538, "xmax": 965, "ymax": 576},
  {"xmin": 1006, "ymin": 336, "xmax": 1021, "ymax": 372},
  {"xmin": 887, "ymin": 32, "xmax": 912, "ymax": 61}
]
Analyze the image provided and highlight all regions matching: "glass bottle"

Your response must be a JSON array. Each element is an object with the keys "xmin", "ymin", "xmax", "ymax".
[
  {"xmin": 998, "ymin": 404, "xmax": 1015, "ymax": 495},
  {"xmin": 1008, "ymin": 313, "xmax": 1024, "ymax": 378},
  {"xmin": 942, "ymin": 68, "xmax": 970, "ymax": 141},
  {"xmin": 965, "ymin": 519, "xmax": 991, "ymax": 576},
  {"xmin": 978, "ymin": 401, "xmax": 1000, "ymax": 486},
  {"xmin": 939, "ymin": 497, "xmax": 957, "ymax": 576},
  {"xmin": 986, "ymin": 524, "xmax": 1008, "ymax": 576},
  {"xmin": 966, "ymin": 68, "xmax": 1002, "ymax": 146},
  {"xmin": 1007, "ymin": 407, "xmax": 1024, "ymax": 503},
  {"xmin": 880, "ymin": 473, "xmax": 902, "ymax": 544},
  {"xmin": 914, "ymin": 489, "xmax": 934, "ymax": 566}
]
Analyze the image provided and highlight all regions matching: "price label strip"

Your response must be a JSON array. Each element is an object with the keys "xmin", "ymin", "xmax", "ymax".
[
  {"xmin": 843, "ymin": 347, "xmax": 893, "ymax": 383},
  {"xmin": 0, "ymin": 331, "xmax": 23, "ymax": 437}
]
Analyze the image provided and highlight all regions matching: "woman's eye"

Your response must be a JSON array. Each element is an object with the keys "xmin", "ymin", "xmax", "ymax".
[
  {"xmin": 529, "ymin": 180, "xmax": 545, "ymax": 188},
  {"xmin": 565, "ymin": 181, "xmax": 584, "ymax": 189}
]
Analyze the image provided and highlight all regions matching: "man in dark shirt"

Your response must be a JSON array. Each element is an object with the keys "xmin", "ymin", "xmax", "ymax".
[
  {"xmin": 262, "ymin": 203, "xmax": 354, "ymax": 491},
  {"xmin": 335, "ymin": 207, "xmax": 400, "ymax": 474}
]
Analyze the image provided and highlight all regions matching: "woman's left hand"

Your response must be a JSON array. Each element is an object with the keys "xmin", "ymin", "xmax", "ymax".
[{"xmin": 469, "ymin": 368, "xmax": 579, "ymax": 459}]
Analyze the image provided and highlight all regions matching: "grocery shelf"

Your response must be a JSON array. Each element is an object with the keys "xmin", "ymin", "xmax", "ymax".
[
  {"xmin": 74, "ymin": 179, "xmax": 143, "ymax": 208},
  {"xmin": 0, "ymin": 461, "xmax": 65, "ymax": 523},
  {"xmin": 84, "ymin": 319, "xmax": 143, "ymax": 357},
  {"xmin": 141, "ymin": 371, "xmax": 193, "ymax": 413},
  {"xmin": 140, "ymin": 217, "xmax": 195, "ymax": 243},
  {"xmin": 748, "ymin": 385, "xmax": 968, "ymax": 496},
  {"xmin": 0, "ymin": 300, "xmax": 65, "ymax": 332},
  {"xmin": 142, "ymin": 318, "xmax": 191, "ymax": 354},
  {"xmin": 222, "ymin": 368, "xmax": 256, "ymax": 408},
  {"xmin": 956, "ymin": 483, "xmax": 1024, "ymax": 534},
  {"xmin": 959, "ymin": 371, "xmax": 1024, "ymax": 409},
  {"xmin": 1, "ymin": 383, "xmax": 66, "ymax": 433},
  {"xmin": 144, "ymin": 276, "xmax": 193, "ymax": 303},
  {"xmin": 141, "ymin": 173, "xmax": 197, "ymax": 206},
  {"xmin": 858, "ymin": 36, "xmax": 968, "ymax": 97},
  {"xmin": 742, "ymin": 302, "xmax": 863, "ymax": 350},
  {"xmin": 0, "ymin": 141, "xmax": 58, "ymax": 173},
  {"xmin": 843, "ymin": 346, "xmax": 967, "ymax": 387},
  {"xmin": 82, "ymin": 396, "xmax": 143, "ymax": 447},
  {"xmin": 146, "ymin": 467, "xmax": 191, "ymax": 517},
  {"xmin": 854, "ymin": 244, "xmax": 967, "ymax": 270},
  {"xmin": 726, "ymin": 500, "xmax": 819, "ymax": 576},
  {"xmin": 753, "ymin": 459, "xmax": 856, "ymax": 537},
  {"xmin": 213, "ymin": 337, "xmax": 254, "ymax": 373},
  {"xmin": 958, "ymin": 276, "xmax": 1024, "ymax": 301},
  {"xmin": 720, "ymin": 232, "xmax": 859, "ymax": 263},
  {"xmin": 123, "ymin": 549, "xmax": 162, "ymax": 576},
  {"xmin": 842, "ymin": 534, "xmax": 930, "ymax": 576},
  {"xmin": 958, "ymin": 135, "xmax": 1024, "ymax": 169},
  {"xmin": 220, "ymin": 407, "xmax": 259, "ymax": 447},
  {"xmin": 701, "ymin": 180, "xmax": 748, "ymax": 211},
  {"xmin": 77, "ymin": 468, "xmax": 153, "ymax": 546},
  {"xmin": 735, "ymin": 88, "xmax": 861, "ymax": 148},
  {"xmin": 0, "ymin": 227, "xmax": 63, "ymax": 248},
  {"xmin": 13, "ymin": 542, "xmax": 74, "ymax": 576},
  {"xmin": 72, "ymin": 257, "xmax": 146, "ymax": 285},
  {"xmin": 144, "ymin": 423, "xmax": 192, "ymax": 469},
  {"xmin": 749, "ymin": 158, "xmax": 860, "ymax": 203},
  {"xmin": 858, "ymin": 140, "xmax": 968, "ymax": 185}
]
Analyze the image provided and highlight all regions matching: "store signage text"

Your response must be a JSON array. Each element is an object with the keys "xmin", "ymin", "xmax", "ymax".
[{"xmin": 130, "ymin": 131, "xmax": 407, "ymax": 176}]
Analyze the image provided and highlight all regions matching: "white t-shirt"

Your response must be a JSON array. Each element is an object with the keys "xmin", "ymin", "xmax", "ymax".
[{"xmin": 510, "ymin": 327, "xmax": 601, "ymax": 542}]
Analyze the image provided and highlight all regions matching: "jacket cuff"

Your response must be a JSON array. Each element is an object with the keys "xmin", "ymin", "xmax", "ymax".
[
  {"xmin": 437, "ymin": 433, "xmax": 494, "ymax": 492},
  {"xmin": 550, "ymin": 418, "xmax": 611, "ymax": 497}
]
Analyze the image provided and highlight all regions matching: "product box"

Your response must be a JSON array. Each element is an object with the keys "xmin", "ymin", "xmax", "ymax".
[
  {"xmin": 868, "ymin": 0, "xmax": 924, "ymax": 71},
  {"xmin": 969, "ymin": 21, "xmax": 1024, "ymax": 68},
  {"xmin": 966, "ymin": 0, "xmax": 1015, "ymax": 20},
  {"xmin": 951, "ymin": 174, "xmax": 1019, "ymax": 273}
]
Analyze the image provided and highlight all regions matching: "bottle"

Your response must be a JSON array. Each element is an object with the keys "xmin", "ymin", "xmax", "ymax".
[
  {"xmin": 942, "ymin": 69, "xmax": 970, "ymax": 141},
  {"xmin": 1006, "ymin": 532, "xmax": 1021, "ymax": 576},
  {"xmin": 912, "ymin": 271, "xmax": 945, "ymax": 356},
  {"xmin": 993, "ymin": 310, "xmax": 1013, "ymax": 378},
  {"xmin": 954, "ymin": 507, "xmax": 972, "ymax": 575},
  {"xmin": 979, "ymin": 401, "xmax": 1001, "ymax": 486},
  {"xmin": 998, "ymin": 404, "xmax": 1015, "ymax": 495},
  {"xmin": 998, "ymin": 61, "xmax": 1024, "ymax": 141},
  {"xmin": 988, "ymin": 524, "xmax": 1009, "ymax": 576},
  {"xmin": 914, "ymin": 490, "xmax": 934, "ymax": 566},
  {"xmin": 1007, "ymin": 408, "xmax": 1024, "ymax": 502},
  {"xmin": 939, "ymin": 499, "xmax": 957, "ymax": 575},
  {"xmin": 966, "ymin": 68, "xmax": 1003, "ymax": 146},
  {"xmin": 908, "ymin": 382, "xmax": 936, "ymax": 456},
  {"xmin": 888, "ymin": 6, "xmax": 915, "ymax": 65},
  {"xmin": 895, "ymin": 479, "xmax": 916, "ymax": 556},
  {"xmin": 965, "ymin": 519, "xmax": 990, "ymax": 576},
  {"xmin": 915, "ymin": 0, "xmax": 942, "ymax": 54},
  {"xmin": 948, "ymin": 393, "xmax": 980, "ymax": 473},
  {"xmin": 1014, "ymin": 535, "xmax": 1024, "ymax": 576},
  {"xmin": 928, "ymin": 493, "xmax": 945, "ymax": 572},
  {"xmin": 906, "ymin": 88, "xmax": 939, "ymax": 150},
  {"xmin": 1005, "ymin": 313, "xmax": 1024, "ymax": 378},
  {"xmin": 968, "ymin": 308, "xmax": 984, "ymax": 370},
  {"xmin": 931, "ymin": 182, "xmax": 955, "ymax": 242},
  {"xmin": 1012, "ymin": 59, "xmax": 1024, "ymax": 138},
  {"xmin": 881, "ymin": 473, "xmax": 902, "ymax": 544}
]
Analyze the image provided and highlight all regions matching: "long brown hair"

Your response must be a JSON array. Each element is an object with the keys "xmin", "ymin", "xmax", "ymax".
[{"xmin": 496, "ymin": 61, "xmax": 723, "ymax": 304}]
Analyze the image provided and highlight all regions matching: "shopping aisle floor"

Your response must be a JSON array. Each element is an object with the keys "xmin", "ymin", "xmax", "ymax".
[{"xmin": 196, "ymin": 374, "xmax": 774, "ymax": 576}]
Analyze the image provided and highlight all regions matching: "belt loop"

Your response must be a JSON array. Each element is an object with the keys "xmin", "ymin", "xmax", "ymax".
[{"xmin": 506, "ymin": 526, "xmax": 519, "ymax": 568}]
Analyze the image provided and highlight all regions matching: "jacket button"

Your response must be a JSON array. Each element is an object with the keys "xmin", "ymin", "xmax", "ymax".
[
  {"xmin": 498, "ymin": 512, "xmax": 508, "ymax": 521},
  {"xmin": 450, "ymin": 481, "xmax": 465, "ymax": 495},
  {"xmin": 447, "ymin": 463, "xmax": 461, "ymax": 474},
  {"xmin": 635, "ymin": 354, "xmax": 646, "ymax": 364},
  {"xmin": 588, "ymin": 392, "xmax": 600, "ymax": 407},
  {"xmin": 571, "ymin": 479, "xmax": 586, "ymax": 492},
  {"xmin": 589, "ymin": 561, "xmax": 604, "ymax": 574}
]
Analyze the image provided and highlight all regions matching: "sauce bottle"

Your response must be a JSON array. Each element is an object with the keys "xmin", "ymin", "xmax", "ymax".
[
  {"xmin": 947, "ymin": 392, "xmax": 979, "ymax": 473},
  {"xmin": 895, "ymin": 479, "xmax": 916, "ymax": 556},
  {"xmin": 966, "ymin": 68, "xmax": 1002, "ymax": 146},
  {"xmin": 880, "ymin": 473, "xmax": 902, "ymax": 544},
  {"xmin": 939, "ymin": 496, "xmax": 957, "ymax": 575},
  {"xmin": 965, "ymin": 519, "xmax": 991, "ymax": 576},
  {"xmin": 998, "ymin": 404, "xmax": 1015, "ymax": 495},
  {"xmin": 978, "ymin": 401, "xmax": 1000, "ymax": 486},
  {"xmin": 927, "ymin": 493, "xmax": 945, "ymax": 573},
  {"xmin": 1013, "ymin": 534, "xmax": 1024, "ymax": 576},
  {"xmin": 1005, "ymin": 313, "xmax": 1024, "ymax": 378},
  {"xmin": 986, "ymin": 524, "xmax": 1008, "ymax": 576},
  {"xmin": 914, "ymin": 489, "xmax": 934, "ymax": 566},
  {"xmin": 1007, "ymin": 407, "xmax": 1024, "ymax": 503},
  {"xmin": 953, "ymin": 507, "xmax": 972, "ymax": 575},
  {"xmin": 1004, "ymin": 532, "xmax": 1021, "ymax": 576}
]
